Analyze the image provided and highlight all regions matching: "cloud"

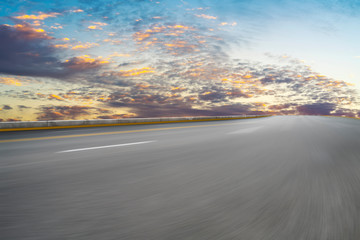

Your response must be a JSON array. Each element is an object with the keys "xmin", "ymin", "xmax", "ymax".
[
  {"xmin": 69, "ymin": 9, "xmax": 84, "ymax": 13},
  {"xmin": 332, "ymin": 108, "xmax": 357, "ymax": 118},
  {"xmin": 53, "ymin": 43, "xmax": 71, "ymax": 48},
  {"xmin": 0, "ymin": 23, "xmax": 65, "ymax": 78},
  {"xmin": 94, "ymin": 52, "xmax": 359, "ymax": 118},
  {"xmin": 63, "ymin": 55, "xmax": 109, "ymax": 70},
  {"xmin": 2, "ymin": 105, "xmax": 13, "ymax": 110},
  {"xmin": 296, "ymin": 103, "xmax": 336, "ymax": 115},
  {"xmin": 195, "ymin": 14, "xmax": 217, "ymax": 20},
  {"xmin": 52, "ymin": 42, "xmax": 100, "ymax": 50},
  {"xmin": 116, "ymin": 102, "xmax": 255, "ymax": 118},
  {"xmin": 132, "ymin": 24, "xmax": 197, "ymax": 48},
  {"xmin": 219, "ymin": 22, "xmax": 237, "ymax": 26},
  {"xmin": 199, "ymin": 91, "xmax": 227, "ymax": 101},
  {"xmin": 18, "ymin": 105, "xmax": 31, "ymax": 110},
  {"xmin": 8, "ymin": 23, "xmax": 53, "ymax": 39},
  {"xmin": 96, "ymin": 113, "xmax": 136, "ymax": 119},
  {"xmin": 88, "ymin": 25, "xmax": 101, "ymax": 30},
  {"xmin": 0, "ymin": 77, "xmax": 23, "ymax": 86},
  {"xmin": 0, "ymin": 0, "xmax": 359, "ymax": 121},
  {"xmin": 0, "ymin": 24, "xmax": 110, "ymax": 78},
  {"xmin": 1, "ymin": 118, "xmax": 21, "ymax": 122},
  {"xmin": 90, "ymin": 21, "xmax": 107, "ymax": 26},
  {"xmin": 36, "ymin": 105, "xmax": 109, "ymax": 120},
  {"xmin": 111, "ymin": 67, "xmax": 155, "ymax": 77},
  {"xmin": 108, "ymin": 52, "xmax": 131, "ymax": 58},
  {"xmin": 50, "ymin": 25, "xmax": 63, "ymax": 30},
  {"xmin": 14, "ymin": 12, "xmax": 60, "ymax": 20},
  {"xmin": 48, "ymin": 94, "xmax": 64, "ymax": 101},
  {"xmin": 71, "ymin": 42, "xmax": 99, "ymax": 50}
]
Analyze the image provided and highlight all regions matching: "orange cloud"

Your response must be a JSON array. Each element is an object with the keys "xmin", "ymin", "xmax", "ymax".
[
  {"xmin": 134, "ymin": 32, "xmax": 151, "ymax": 41},
  {"xmin": 169, "ymin": 25, "xmax": 193, "ymax": 30},
  {"xmin": 64, "ymin": 55, "xmax": 109, "ymax": 70},
  {"xmin": 254, "ymin": 102, "xmax": 267, "ymax": 107},
  {"xmin": 32, "ymin": 20, "xmax": 42, "ymax": 26},
  {"xmin": 103, "ymin": 39, "xmax": 122, "ymax": 44},
  {"xmin": 171, "ymin": 86, "xmax": 187, "ymax": 92},
  {"xmin": 71, "ymin": 42, "xmax": 99, "ymax": 50},
  {"xmin": 70, "ymin": 9, "xmax": 84, "ymax": 13},
  {"xmin": 115, "ymin": 67, "xmax": 155, "ymax": 77},
  {"xmin": 12, "ymin": 23, "xmax": 53, "ymax": 39},
  {"xmin": 164, "ymin": 40, "xmax": 196, "ymax": 50},
  {"xmin": 53, "ymin": 44, "xmax": 71, "ymax": 48},
  {"xmin": 133, "ymin": 25, "xmax": 195, "ymax": 42},
  {"xmin": 0, "ymin": 77, "xmax": 22, "ymax": 86},
  {"xmin": 52, "ymin": 42, "xmax": 100, "ymax": 50},
  {"xmin": 48, "ymin": 94, "xmax": 64, "ymax": 101},
  {"xmin": 195, "ymin": 14, "xmax": 217, "ymax": 20},
  {"xmin": 242, "ymin": 74, "xmax": 253, "ymax": 79},
  {"xmin": 14, "ymin": 12, "xmax": 60, "ymax": 20},
  {"xmin": 88, "ymin": 25, "xmax": 102, "ymax": 30}
]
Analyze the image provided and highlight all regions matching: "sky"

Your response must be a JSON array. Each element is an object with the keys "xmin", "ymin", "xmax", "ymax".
[{"xmin": 0, "ymin": 0, "xmax": 359, "ymax": 121}]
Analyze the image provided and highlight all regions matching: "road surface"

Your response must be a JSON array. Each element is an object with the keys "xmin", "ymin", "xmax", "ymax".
[{"xmin": 1, "ymin": 116, "xmax": 360, "ymax": 240}]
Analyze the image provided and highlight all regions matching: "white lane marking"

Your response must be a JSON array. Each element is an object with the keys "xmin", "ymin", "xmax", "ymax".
[
  {"xmin": 228, "ymin": 126, "xmax": 263, "ymax": 134},
  {"xmin": 57, "ymin": 140, "xmax": 156, "ymax": 153},
  {"xmin": 0, "ymin": 141, "xmax": 156, "ymax": 169}
]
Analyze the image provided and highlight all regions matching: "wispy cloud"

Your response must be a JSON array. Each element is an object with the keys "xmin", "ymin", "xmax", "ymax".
[
  {"xmin": 110, "ymin": 67, "xmax": 155, "ymax": 77},
  {"xmin": 14, "ymin": 12, "xmax": 60, "ymax": 20},
  {"xmin": 195, "ymin": 14, "xmax": 217, "ymax": 20},
  {"xmin": 71, "ymin": 42, "xmax": 99, "ymax": 50}
]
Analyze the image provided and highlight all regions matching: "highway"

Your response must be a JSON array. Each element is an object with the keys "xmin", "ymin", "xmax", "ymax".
[{"xmin": 1, "ymin": 116, "xmax": 360, "ymax": 239}]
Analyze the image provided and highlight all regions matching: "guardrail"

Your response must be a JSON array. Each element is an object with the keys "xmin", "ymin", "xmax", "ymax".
[{"xmin": 0, "ymin": 115, "xmax": 270, "ymax": 131}]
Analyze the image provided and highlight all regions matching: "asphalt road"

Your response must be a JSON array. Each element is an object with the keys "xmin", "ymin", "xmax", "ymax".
[{"xmin": 1, "ymin": 116, "xmax": 360, "ymax": 240}]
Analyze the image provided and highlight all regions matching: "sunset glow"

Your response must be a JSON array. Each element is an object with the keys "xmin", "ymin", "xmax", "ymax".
[{"xmin": 0, "ymin": 0, "xmax": 359, "ymax": 121}]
